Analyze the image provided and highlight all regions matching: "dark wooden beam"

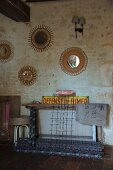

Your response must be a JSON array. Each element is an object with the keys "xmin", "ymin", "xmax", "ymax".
[
  {"xmin": 0, "ymin": 0, "xmax": 30, "ymax": 22},
  {"xmin": 26, "ymin": 0, "xmax": 61, "ymax": 2}
]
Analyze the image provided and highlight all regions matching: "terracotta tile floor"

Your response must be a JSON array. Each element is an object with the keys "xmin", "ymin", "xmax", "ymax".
[
  {"xmin": 103, "ymin": 145, "xmax": 113, "ymax": 160},
  {"xmin": 0, "ymin": 144, "xmax": 113, "ymax": 170}
]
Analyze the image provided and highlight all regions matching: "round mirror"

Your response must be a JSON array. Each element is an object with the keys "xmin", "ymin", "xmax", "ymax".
[
  {"xmin": 60, "ymin": 47, "xmax": 88, "ymax": 75},
  {"xmin": 18, "ymin": 66, "xmax": 37, "ymax": 86},
  {"xmin": 0, "ymin": 41, "xmax": 13, "ymax": 62},
  {"xmin": 29, "ymin": 25, "xmax": 53, "ymax": 52}
]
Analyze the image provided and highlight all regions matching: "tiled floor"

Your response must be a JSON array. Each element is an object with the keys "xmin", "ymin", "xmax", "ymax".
[
  {"xmin": 103, "ymin": 145, "xmax": 113, "ymax": 160},
  {"xmin": 0, "ymin": 144, "xmax": 113, "ymax": 170}
]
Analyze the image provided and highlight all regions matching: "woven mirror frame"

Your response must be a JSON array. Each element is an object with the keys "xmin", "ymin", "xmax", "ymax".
[
  {"xmin": 0, "ymin": 40, "xmax": 14, "ymax": 62},
  {"xmin": 60, "ymin": 47, "xmax": 88, "ymax": 76},
  {"xmin": 29, "ymin": 25, "xmax": 53, "ymax": 52},
  {"xmin": 18, "ymin": 66, "xmax": 37, "ymax": 86}
]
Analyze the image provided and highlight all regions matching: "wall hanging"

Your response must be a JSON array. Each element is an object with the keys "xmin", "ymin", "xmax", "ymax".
[
  {"xmin": 0, "ymin": 40, "xmax": 14, "ymax": 62},
  {"xmin": 72, "ymin": 16, "xmax": 86, "ymax": 38},
  {"xmin": 60, "ymin": 47, "xmax": 88, "ymax": 76},
  {"xmin": 18, "ymin": 66, "xmax": 37, "ymax": 86},
  {"xmin": 29, "ymin": 25, "xmax": 53, "ymax": 52}
]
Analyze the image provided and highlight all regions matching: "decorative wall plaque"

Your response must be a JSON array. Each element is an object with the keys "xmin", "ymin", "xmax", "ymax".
[
  {"xmin": 0, "ymin": 40, "xmax": 14, "ymax": 62},
  {"xmin": 60, "ymin": 47, "xmax": 88, "ymax": 76},
  {"xmin": 18, "ymin": 66, "xmax": 37, "ymax": 86},
  {"xmin": 42, "ymin": 96, "xmax": 89, "ymax": 104},
  {"xmin": 29, "ymin": 25, "xmax": 53, "ymax": 52}
]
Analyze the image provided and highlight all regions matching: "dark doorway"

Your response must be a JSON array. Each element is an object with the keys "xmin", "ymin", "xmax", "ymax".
[{"xmin": 0, "ymin": 96, "xmax": 21, "ymax": 142}]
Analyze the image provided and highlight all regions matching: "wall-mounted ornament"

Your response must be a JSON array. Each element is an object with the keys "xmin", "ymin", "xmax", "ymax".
[
  {"xmin": 72, "ymin": 16, "xmax": 86, "ymax": 38},
  {"xmin": 18, "ymin": 66, "xmax": 37, "ymax": 86},
  {"xmin": 29, "ymin": 25, "xmax": 53, "ymax": 52},
  {"xmin": 60, "ymin": 47, "xmax": 88, "ymax": 76},
  {"xmin": 0, "ymin": 40, "xmax": 14, "ymax": 62}
]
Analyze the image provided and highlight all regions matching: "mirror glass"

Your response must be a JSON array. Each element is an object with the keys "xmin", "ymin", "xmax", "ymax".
[
  {"xmin": 67, "ymin": 55, "xmax": 80, "ymax": 68},
  {"xmin": 35, "ymin": 31, "xmax": 48, "ymax": 45},
  {"xmin": 22, "ymin": 70, "xmax": 33, "ymax": 81}
]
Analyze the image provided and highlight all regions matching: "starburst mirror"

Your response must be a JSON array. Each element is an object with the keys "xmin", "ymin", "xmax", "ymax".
[
  {"xmin": 0, "ymin": 40, "xmax": 14, "ymax": 62},
  {"xmin": 29, "ymin": 25, "xmax": 53, "ymax": 52},
  {"xmin": 18, "ymin": 66, "xmax": 37, "ymax": 86}
]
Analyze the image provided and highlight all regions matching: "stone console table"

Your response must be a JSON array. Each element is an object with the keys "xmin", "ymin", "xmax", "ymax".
[{"xmin": 13, "ymin": 103, "xmax": 109, "ymax": 158}]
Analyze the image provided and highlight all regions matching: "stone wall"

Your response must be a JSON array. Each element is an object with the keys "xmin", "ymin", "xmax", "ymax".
[{"xmin": 0, "ymin": 0, "xmax": 113, "ymax": 144}]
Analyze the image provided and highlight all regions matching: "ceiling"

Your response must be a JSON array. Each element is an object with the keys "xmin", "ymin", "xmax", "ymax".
[
  {"xmin": 0, "ymin": 0, "xmax": 63, "ymax": 22},
  {"xmin": 0, "ymin": 0, "xmax": 30, "ymax": 22},
  {"xmin": 26, "ymin": 0, "xmax": 61, "ymax": 2}
]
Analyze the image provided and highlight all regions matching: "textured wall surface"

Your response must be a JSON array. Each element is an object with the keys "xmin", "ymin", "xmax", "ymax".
[{"xmin": 0, "ymin": 0, "xmax": 113, "ymax": 144}]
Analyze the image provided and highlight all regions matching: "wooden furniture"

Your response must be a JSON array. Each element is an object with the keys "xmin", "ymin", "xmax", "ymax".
[
  {"xmin": 9, "ymin": 116, "xmax": 30, "ymax": 145},
  {"xmin": 0, "ymin": 96, "xmax": 21, "ymax": 142}
]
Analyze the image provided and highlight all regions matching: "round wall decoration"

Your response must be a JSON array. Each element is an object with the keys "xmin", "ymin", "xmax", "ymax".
[
  {"xmin": 60, "ymin": 47, "xmax": 88, "ymax": 76},
  {"xmin": 0, "ymin": 40, "xmax": 14, "ymax": 62},
  {"xmin": 29, "ymin": 25, "xmax": 53, "ymax": 52},
  {"xmin": 18, "ymin": 66, "xmax": 37, "ymax": 86}
]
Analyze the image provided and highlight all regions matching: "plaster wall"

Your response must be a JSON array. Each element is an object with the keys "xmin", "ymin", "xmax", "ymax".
[{"xmin": 0, "ymin": 0, "xmax": 113, "ymax": 144}]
